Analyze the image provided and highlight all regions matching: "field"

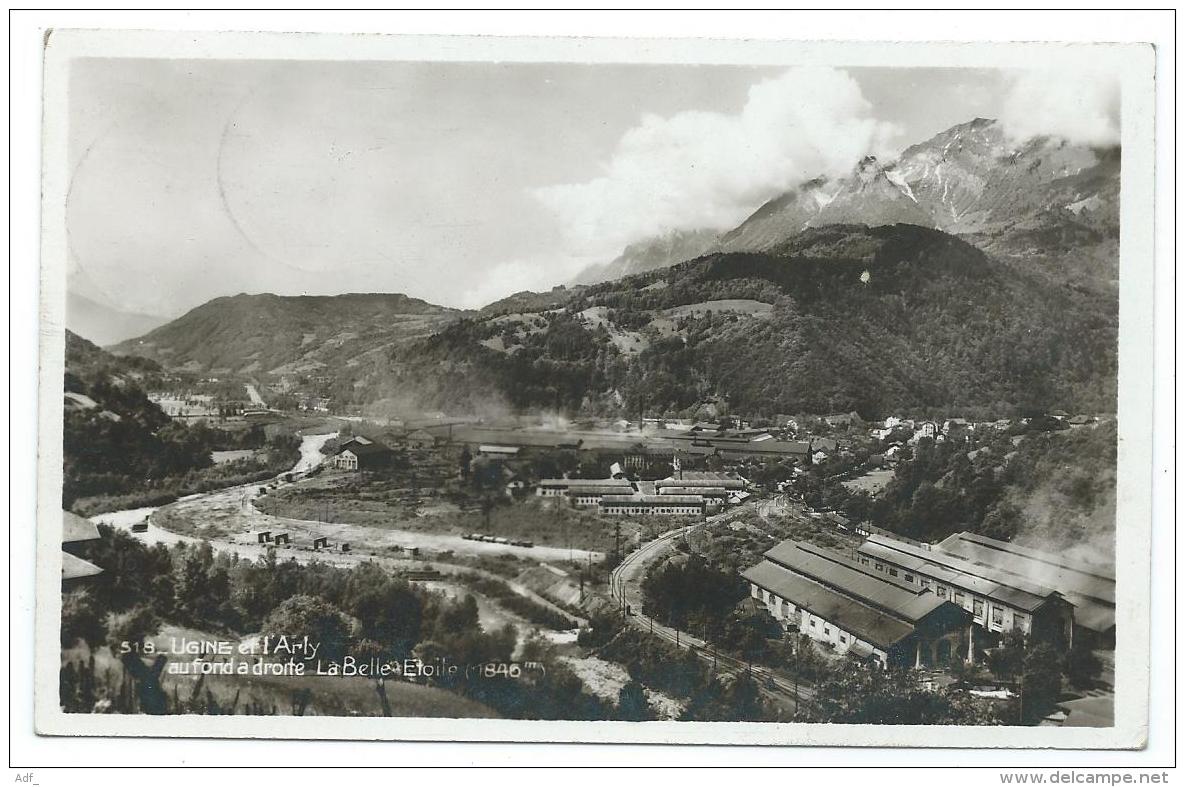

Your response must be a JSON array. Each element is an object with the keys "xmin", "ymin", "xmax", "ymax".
[
  {"xmin": 257, "ymin": 472, "xmax": 668, "ymax": 553},
  {"xmin": 841, "ymin": 468, "xmax": 896, "ymax": 495}
]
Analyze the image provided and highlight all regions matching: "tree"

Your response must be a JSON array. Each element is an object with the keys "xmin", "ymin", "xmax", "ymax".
[
  {"xmin": 616, "ymin": 680, "xmax": 654, "ymax": 721},
  {"xmin": 986, "ymin": 631, "xmax": 1026, "ymax": 683},
  {"xmin": 1020, "ymin": 644, "xmax": 1065, "ymax": 724},
  {"xmin": 1064, "ymin": 645, "xmax": 1103, "ymax": 689},
  {"xmin": 341, "ymin": 563, "xmax": 423, "ymax": 659},
  {"xmin": 262, "ymin": 594, "xmax": 358, "ymax": 663},
  {"xmin": 61, "ymin": 589, "xmax": 108, "ymax": 649},
  {"xmin": 105, "ymin": 605, "xmax": 160, "ymax": 655}
]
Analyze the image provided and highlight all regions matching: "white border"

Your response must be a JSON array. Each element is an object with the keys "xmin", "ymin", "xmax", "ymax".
[{"xmin": 14, "ymin": 14, "xmax": 1169, "ymax": 766}]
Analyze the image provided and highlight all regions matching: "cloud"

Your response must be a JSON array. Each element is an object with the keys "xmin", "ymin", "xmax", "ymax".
[
  {"xmin": 533, "ymin": 67, "xmax": 899, "ymax": 258},
  {"xmin": 999, "ymin": 70, "xmax": 1120, "ymax": 147}
]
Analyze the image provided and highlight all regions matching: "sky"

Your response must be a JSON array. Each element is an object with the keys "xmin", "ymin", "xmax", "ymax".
[{"xmin": 65, "ymin": 60, "xmax": 1120, "ymax": 317}]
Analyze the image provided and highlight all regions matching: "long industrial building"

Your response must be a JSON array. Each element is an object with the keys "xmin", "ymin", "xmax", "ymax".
[
  {"xmin": 743, "ymin": 540, "xmax": 972, "ymax": 669},
  {"xmin": 599, "ymin": 494, "xmax": 705, "ymax": 516},
  {"xmin": 856, "ymin": 534, "xmax": 1076, "ymax": 647},
  {"xmin": 933, "ymin": 532, "xmax": 1115, "ymax": 647}
]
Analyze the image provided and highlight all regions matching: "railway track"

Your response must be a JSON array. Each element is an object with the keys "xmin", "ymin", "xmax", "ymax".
[{"xmin": 607, "ymin": 514, "xmax": 815, "ymax": 713}]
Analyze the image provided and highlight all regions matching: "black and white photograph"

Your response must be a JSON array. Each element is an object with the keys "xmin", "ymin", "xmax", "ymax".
[{"xmin": 21, "ymin": 17, "xmax": 1168, "ymax": 765}]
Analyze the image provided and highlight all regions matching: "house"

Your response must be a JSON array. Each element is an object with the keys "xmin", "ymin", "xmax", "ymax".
[
  {"xmin": 910, "ymin": 421, "xmax": 940, "ymax": 443},
  {"xmin": 743, "ymin": 540, "xmax": 972, "ymax": 669},
  {"xmin": 332, "ymin": 436, "xmax": 395, "ymax": 471},
  {"xmin": 856, "ymin": 535, "xmax": 1075, "ymax": 647},
  {"xmin": 62, "ymin": 510, "xmax": 103, "ymax": 588},
  {"xmin": 478, "ymin": 444, "xmax": 520, "ymax": 457},
  {"xmin": 823, "ymin": 411, "xmax": 864, "ymax": 430},
  {"xmin": 405, "ymin": 429, "xmax": 437, "ymax": 449}
]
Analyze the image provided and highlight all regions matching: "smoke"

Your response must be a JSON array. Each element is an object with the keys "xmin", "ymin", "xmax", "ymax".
[
  {"xmin": 1010, "ymin": 475, "xmax": 1117, "ymax": 572},
  {"xmin": 998, "ymin": 70, "xmax": 1120, "ymax": 147},
  {"xmin": 533, "ymin": 67, "xmax": 900, "ymax": 259}
]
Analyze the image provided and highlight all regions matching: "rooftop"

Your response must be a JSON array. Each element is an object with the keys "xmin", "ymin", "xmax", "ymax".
[
  {"xmin": 935, "ymin": 532, "xmax": 1115, "ymax": 632},
  {"xmin": 600, "ymin": 495, "xmax": 705, "ymax": 505},
  {"xmin": 62, "ymin": 511, "xmax": 100, "ymax": 544},
  {"xmin": 765, "ymin": 540, "xmax": 951, "ymax": 624},
  {"xmin": 742, "ymin": 561, "xmax": 915, "ymax": 649},
  {"xmin": 858, "ymin": 536, "xmax": 1059, "ymax": 613}
]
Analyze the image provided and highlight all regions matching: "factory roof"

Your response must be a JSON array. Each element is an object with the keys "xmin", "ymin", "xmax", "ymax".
[
  {"xmin": 658, "ymin": 486, "xmax": 727, "ymax": 496},
  {"xmin": 62, "ymin": 511, "xmax": 100, "ymax": 544},
  {"xmin": 539, "ymin": 477, "xmax": 633, "ymax": 488},
  {"xmin": 764, "ymin": 541, "xmax": 952, "ymax": 624},
  {"xmin": 656, "ymin": 477, "xmax": 747, "ymax": 489},
  {"xmin": 61, "ymin": 551, "xmax": 103, "ymax": 581},
  {"xmin": 934, "ymin": 532, "xmax": 1115, "ymax": 632},
  {"xmin": 742, "ymin": 561, "xmax": 915, "ymax": 649},
  {"xmin": 858, "ymin": 536, "xmax": 1060, "ymax": 613},
  {"xmin": 599, "ymin": 495, "xmax": 705, "ymax": 506},
  {"xmin": 567, "ymin": 486, "xmax": 641, "ymax": 497}
]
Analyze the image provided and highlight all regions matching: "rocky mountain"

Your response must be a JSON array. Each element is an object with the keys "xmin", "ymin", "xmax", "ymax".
[
  {"xmin": 571, "ymin": 119, "xmax": 1119, "ymax": 288},
  {"xmin": 570, "ymin": 228, "xmax": 720, "ymax": 286},
  {"xmin": 716, "ymin": 177, "xmax": 836, "ymax": 253},
  {"xmin": 718, "ymin": 119, "xmax": 1120, "ymax": 283},
  {"xmin": 377, "ymin": 224, "xmax": 1117, "ymax": 419},
  {"xmin": 110, "ymin": 293, "xmax": 466, "ymax": 378}
]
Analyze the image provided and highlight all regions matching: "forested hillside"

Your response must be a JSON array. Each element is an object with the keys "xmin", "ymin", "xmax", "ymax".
[
  {"xmin": 814, "ymin": 420, "xmax": 1117, "ymax": 566},
  {"xmin": 110, "ymin": 293, "xmax": 464, "ymax": 377},
  {"xmin": 63, "ymin": 332, "xmax": 298, "ymax": 513},
  {"xmin": 374, "ymin": 224, "xmax": 1117, "ymax": 419}
]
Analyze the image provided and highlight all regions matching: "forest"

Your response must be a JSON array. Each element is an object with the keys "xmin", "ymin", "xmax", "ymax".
[
  {"xmin": 63, "ymin": 331, "xmax": 301, "ymax": 513},
  {"xmin": 376, "ymin": 224, "xmax": 1118, "ymax": 420}
]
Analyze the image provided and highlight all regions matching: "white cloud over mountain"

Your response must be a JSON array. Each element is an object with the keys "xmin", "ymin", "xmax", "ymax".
[
  {"xmin": 998, "ymin": 70, "xmax": 1120, "ymax": 147},
  {"xmin": 533, "ymin": 67, "xmax": 901, "ymax": 259}
]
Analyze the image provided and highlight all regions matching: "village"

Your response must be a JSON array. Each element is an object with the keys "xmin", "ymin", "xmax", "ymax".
[{"xmin": 63, "ymin": 369, "xmax": 1113, "ymax": 726}]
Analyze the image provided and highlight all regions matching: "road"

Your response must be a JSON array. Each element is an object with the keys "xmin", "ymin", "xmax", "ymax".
[
  {"xmin": 607, "ymin": 509, "xmax": 815, "ymax": 714},
  {"xmin": 244, "ymin": 383, "xmax": 266, "ymax": 407},
  {"xmin": 93, "ymin": 433, "xmax": 585, "ymax": 628}
]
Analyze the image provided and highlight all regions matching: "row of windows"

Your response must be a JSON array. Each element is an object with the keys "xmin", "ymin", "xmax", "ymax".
[{"xmin": 868, "ymin": 559, "xmax": 1031, "ymax": 631}]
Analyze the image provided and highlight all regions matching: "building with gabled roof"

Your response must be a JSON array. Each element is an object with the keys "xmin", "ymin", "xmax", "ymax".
[
  {"xmin": 62, "ymin": 510, "xmax": 103, "ymax": 587},
  {"xmin": 743, "ymin": 539, "xmax": 971, "ymax": 669},
  {"xmin": 332, "ymin": 435, "xmax": 395, "ymax": 471},
  {"xmin": 856, "ymin": 534, "xmax": 1075, "ymax": 646},
  {"xmin": 933, "ymin": 531, "xmax": 1114, "ymax": 646},
  {"xmin": 598, "ymin": 494, "xmax": 705, "ymax": 516}
]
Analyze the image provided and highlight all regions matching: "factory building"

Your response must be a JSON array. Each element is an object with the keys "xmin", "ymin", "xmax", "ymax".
[
  {"xmin": 536, "ymin": 478, "xmax": 634, "ymax": 498},
  {"xmin": 856, "ymin": 534, "xmax": 1075, "ymax": 647},
  {"xmin": 598, "ymin": 494, "xmax": 705, "ymax": 516},
  {"xmin": 655, "ymin": 472, "xmax": 748, "ymax": 492},
  {"xmin": 743, "ymin": 540, "xmax": 971, "ymax": 669},
  {"xmin": 933, "ymin": 532, "xmax": 1115, "ymax": 648}
]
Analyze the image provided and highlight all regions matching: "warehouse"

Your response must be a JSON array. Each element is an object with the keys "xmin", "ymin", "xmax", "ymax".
[
  {"xmin": 856, "ymin": 534, "xmax": 1075, "ymax": 646},
  {"xmin": 743, "ymin": 540, "xmax": 971, "ymax": 669},
  {"xmin": 655, "ymin": 472, "xmax": 747, "ymax": 492},
  {"xmin": 933, "ymin": 532, "xmax": 1115, "ymax": 648},
  {"xmin": 536, "ymin": 478, "xmax": 633, "ymax": 498},
  {"xmin": 598, "ymin": 494, "xmax": 705, "ymax": 516},
  {"xmin": 658, "ymin": 485, "xmax": 727, "ymax": 500},
  {"xmin": 568, "ymin": 485, "xmax": 640, "ymax": 507}
]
